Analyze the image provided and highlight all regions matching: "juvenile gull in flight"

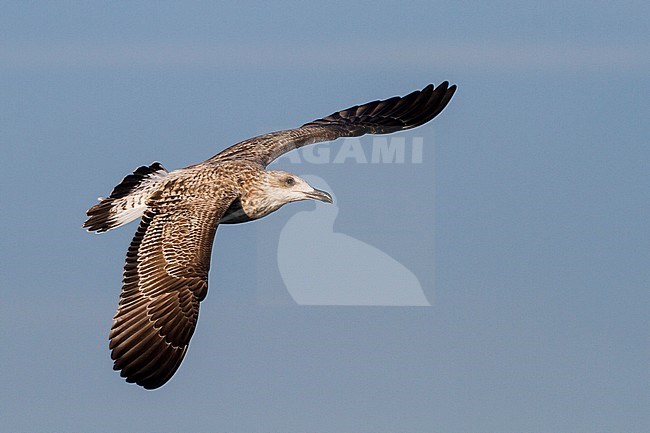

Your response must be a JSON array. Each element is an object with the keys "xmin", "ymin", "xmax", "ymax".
[{"xmin": 84, "ymin": 82, "xmax": 457, "ymax": 389}]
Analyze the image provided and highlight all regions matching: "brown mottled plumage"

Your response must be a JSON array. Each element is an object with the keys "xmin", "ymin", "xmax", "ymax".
[{"xmin": 84, "ymin": 82, "xmax": 457, "ymax": 389}]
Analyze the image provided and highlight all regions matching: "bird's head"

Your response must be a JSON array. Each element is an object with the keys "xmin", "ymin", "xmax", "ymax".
[
  {"xmin": 263, "ymin": 170, "xmax": 333, "ymax": 205},
  {"xmin": 239, "ymin": 170, "xmax": 333, "ymax": 220}
]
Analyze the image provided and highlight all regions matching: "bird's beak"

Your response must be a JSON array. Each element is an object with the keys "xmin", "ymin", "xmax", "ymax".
[{"xmin": 306, "ymin": 188, "xmax": 333, "ymax": 204}]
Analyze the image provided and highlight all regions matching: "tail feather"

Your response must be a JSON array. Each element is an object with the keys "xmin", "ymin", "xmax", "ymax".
[{"xmin": 84, "ymin": 162, "xmax": 168, "ymax": 233}]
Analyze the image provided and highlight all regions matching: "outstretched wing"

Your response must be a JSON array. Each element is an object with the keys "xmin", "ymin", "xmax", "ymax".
[
  {"xmin": 109, "ymin": 192, "xmax": 236, "ymax": 389},
  {"xmin": 211, "ymin": 82, "xmax": 456, "ymax": 167}
]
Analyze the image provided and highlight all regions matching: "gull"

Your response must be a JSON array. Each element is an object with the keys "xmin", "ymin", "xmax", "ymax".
[{"xmin": 84, "ymin": 82, "xmax": 457, "ymax": 389}]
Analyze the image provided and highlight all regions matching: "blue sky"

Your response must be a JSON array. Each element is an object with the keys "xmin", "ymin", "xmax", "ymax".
[{"xmin": 1, "ymin": 2, "xmax": 649, "ymax": 432}]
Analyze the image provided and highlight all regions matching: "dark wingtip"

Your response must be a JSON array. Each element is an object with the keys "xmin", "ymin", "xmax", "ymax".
[{"xmin": 301, "ymin": 81, "xmax": 457, "ymax": 134}]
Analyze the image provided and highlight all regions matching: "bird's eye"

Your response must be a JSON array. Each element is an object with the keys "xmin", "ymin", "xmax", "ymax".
[{"xmin": 285, "ymin": 177, "xmax": 295, "ymax": 187}]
